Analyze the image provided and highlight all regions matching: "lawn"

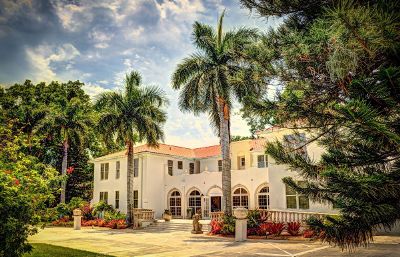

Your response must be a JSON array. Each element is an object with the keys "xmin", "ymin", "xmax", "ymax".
[{"xmin": 24, "ymin": 243, "xmax": 112, "ymax": 257}]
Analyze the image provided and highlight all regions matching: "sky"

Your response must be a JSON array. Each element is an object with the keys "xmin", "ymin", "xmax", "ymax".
[{"xmin": 0, "ymin": 0, "xmax": 280, "ymax": 147}]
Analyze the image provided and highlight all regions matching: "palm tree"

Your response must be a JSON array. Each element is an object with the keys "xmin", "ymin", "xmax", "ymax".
[
  {"xmin": 172, "ymin": 11, "xmax": 261, "ymax": 215},
  {"xmin": 95, "ymin": 71, "xmax": 167, "ymax": 225},
  {"xmin": 40, "ymin": 95, "xmax": 93, "ymax": 203}
]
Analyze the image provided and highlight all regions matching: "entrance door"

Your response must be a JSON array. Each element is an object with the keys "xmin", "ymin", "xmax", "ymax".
[
  {"xmin": 210, "ymin": 196, "xmax": 221, "ymax": 212},
  {"xmin": 202, "ymin": 196, "xmax": 210, "ymax": 218}
]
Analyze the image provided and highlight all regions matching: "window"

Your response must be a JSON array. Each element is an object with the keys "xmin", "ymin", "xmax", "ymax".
[
  {"xmin": 133, "ymin": 190, "xmax": 138, "ymax": 208},
  {"xmin": 232, "ymin": 187, "xmax": 249, "ymax": 209},
  {"xmin": 169, "ymin": 190, "xmax": 182, "ymax": 216},
  {"xmin": 286, "ymin": 181, "xmax": 309, "ymax": 209},
  {"xmin": 100, "ymin": 192, "xmax": 108, "ymax": 204},
  {"xmin": 257, "ymin": 155, "xmax": 268, "ymax": 168},
  {"xmin": 188, "ymin": 190, "xmax": 201, "ymax": 214},
  {"xmin": 116, "ymin": 161, "xmax": 120, "ymax": 179},
  {"xmin": 178, "ymin": 161, "xmax": 183, "ymax": 169},
  {"xmin": 218, "ymin": 160, "xmax": 223, "ymax": 172},
  {"xmin": 134, "ymin": 158, "xmax": 139, "ymax": 177},
  {"xmin": 100, "ymin": 163, "xmax": 109, "ymax": 180},
  {"xmin": 257, "ymin": 186, "xmax": 270, "ymax": 209},
  {"xmin": 238, "ymin": 156, "xmax": 245, "ymax": 170},
  {"xmin": 189, "ymin": 163, "xmax": 194, "ymax": 174},
  {"xmin": 168, "ymin": 160, "xmax": 173, "ymax": 176},
  {"xmin": 283, "ymin": 133, "xmax": 307, "ymax": 158},
  {"xmin": 115, "ymin": 191, "xmax": 120, "ymax": 209}
]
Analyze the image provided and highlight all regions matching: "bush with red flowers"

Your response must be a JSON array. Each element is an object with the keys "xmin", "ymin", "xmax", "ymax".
[
  {"xmin": 266, "ymin": 222, "xmax": 285, "ymax": 236},
  {"xmin": 287, "ymin": 222, "xmax": 301, "ymax": 236},
  {"xmin": 303, "ymin": 229, "xmax": 315, "ymax": 238},
  {"xmin": 210, "ymin": 219, "xmax": 223, "ymax": 234}
]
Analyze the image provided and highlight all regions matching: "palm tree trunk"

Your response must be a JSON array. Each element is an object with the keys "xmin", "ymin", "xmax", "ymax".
[
  {"xmin": 126, "ymin": 141, "xmax": 134, "ymax": 226},
  {"xmin": 60, "ymin": 139, "xmax": 68, "ymax": 203},
  {"xmin": 218, "ymin": 98, "xmax": 232, "ymax": 215}
]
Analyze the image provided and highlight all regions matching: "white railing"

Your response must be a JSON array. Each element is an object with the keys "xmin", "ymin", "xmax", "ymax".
[
  {"xmin": 210, "ymin": 209, "xmax": 330, "ymax": 224},
  {"xmin": 131, "ymin": 208, "xmax": 155, "ymax": 228}
]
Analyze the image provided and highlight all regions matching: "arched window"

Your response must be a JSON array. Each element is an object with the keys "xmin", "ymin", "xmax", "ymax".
[
  {"xmin": 169, "ymin": 190, "xmax": 181, "ymax": 216},
  {"xmin": 232, "ymin": 187, "xmax": 249, "ymax": 209},
  {"xmin": 257, "ymin": 186, "xmax": 270, "ymax": 209},
  {"xmin": 188, "ymin": 190, "xmax": 201, "ymax": 214}
]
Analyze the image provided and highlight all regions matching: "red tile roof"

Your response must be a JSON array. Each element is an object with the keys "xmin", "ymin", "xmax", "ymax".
[{"xmin": 249, "ymin": 138, "xmax": 267, "ymax": 151}]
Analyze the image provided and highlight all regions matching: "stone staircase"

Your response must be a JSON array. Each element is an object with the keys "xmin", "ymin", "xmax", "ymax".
[{"xmin": 139, "ymin": 219, "xmax": 210, "ymax": 233}]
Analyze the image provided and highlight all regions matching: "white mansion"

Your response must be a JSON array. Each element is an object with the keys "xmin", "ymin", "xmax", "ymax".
[{"xmin": 91, "ymin": 127, "xmax": 337, "ymax": 219}]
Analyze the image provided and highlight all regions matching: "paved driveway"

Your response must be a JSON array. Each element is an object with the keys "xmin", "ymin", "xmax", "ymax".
[{"xmin": 29, "ymin": 226, "xmax": 400, "ymax": 257}]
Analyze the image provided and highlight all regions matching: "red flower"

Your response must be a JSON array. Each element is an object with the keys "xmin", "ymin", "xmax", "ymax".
[
  {"xmin": 67, "ymin": 166, "xmax": 75, "ymax": 174},
  {"xmin": 14, "ymin": 179, "xmax": 20, "ymax": 186}
]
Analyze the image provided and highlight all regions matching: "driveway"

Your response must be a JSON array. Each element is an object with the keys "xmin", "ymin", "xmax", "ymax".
[{"xmin": 29, "ymin": 226, "xmax": 400, "ymax": 257}]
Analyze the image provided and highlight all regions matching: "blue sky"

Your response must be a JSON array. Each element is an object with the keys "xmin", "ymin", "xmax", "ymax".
[{"xmin": 0, "ymin": 0, "xmax": 280, "ymax": 147}]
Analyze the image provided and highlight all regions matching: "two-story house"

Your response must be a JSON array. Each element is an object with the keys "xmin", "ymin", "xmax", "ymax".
[{"xmin": 90, "ymin": 127, "xmax": 335, "ymax": 219}]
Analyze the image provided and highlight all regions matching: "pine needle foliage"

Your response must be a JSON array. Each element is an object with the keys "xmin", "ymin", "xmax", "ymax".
[{"xmin": 241, "ymin": 0, "xmax": 400, "ymax": 249}]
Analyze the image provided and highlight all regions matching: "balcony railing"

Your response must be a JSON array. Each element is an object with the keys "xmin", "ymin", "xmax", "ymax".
[
  {"xmin": 210, "ymin": 209, "xmax": 331, "ymax": 224},
  {"xmin": 131, "ymin": 208, "xmax": 155, "ymax": 228}
]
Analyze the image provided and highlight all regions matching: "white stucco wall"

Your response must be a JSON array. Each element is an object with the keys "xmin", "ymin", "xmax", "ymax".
[{"xmin": 91, "ymin": 129, "xmax": 338, "ymax": 219}]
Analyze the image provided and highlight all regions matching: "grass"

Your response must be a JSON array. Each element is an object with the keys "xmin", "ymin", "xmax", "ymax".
[{"xmin": 24, "ymin": 243, "xmax": 112, "ymax": 257}]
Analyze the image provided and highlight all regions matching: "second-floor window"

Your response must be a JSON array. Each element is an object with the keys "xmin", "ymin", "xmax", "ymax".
[
  {"xmin": 286, "ymin": 181, "xmax": 309, "ymax": 209},
  {"xmin": 116, "ymin": 161, "xmax": 120, "ymax": 179},
  {"xmin": 100, "ymin": 163, "xmax": 109, "ymax": 180},
  {"xmin": 284, "ymin": 133, "xmax": 307, "ymax": 158},
  {"xmin": 238, "ymin": 156, "xmax": 245, "ymax": 170},
  {"xmin": 178, "ymin": 161, "xmax": 183, "ymax": 169},
  {"xmin": 257, "ymin": 155, "xmax": 268, "ymax": 168},
  {"xmin": 115, "ymin": 191, "xmax": 119, "ymax": 209},
  {"xmin": 218, "ymin": 160, "xmax": 223, "ymax": 172},
  {"xmin": 134, "ymin": 158, "xmax": 139, "ymax": 177},
  {"xmin": 189, "ymin": 163, "xmax": 194, "ymax": 174},
  {"xmin": 168, "ymin": 160, "xmax": 173, "ymax": 176},
  {"xmin": 133, "ymin": 190, "xmax": 139, "ymax": 208},
  {"xmin": 100, "ymin": 191, "xmax": 108, "ymax": 204}
]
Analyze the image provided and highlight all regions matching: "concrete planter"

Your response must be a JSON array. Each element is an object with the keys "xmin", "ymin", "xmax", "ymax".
[
  {"xmin": 233, "ymin": 208, "xmax": 248, "ymax": 220},
  {"xmin": 163, "ymin": 213, "xmax": 172, "ymax": 221},
  {"xmin": 73, "ymin": 209, "xmax": 82, "ymax": 216}
]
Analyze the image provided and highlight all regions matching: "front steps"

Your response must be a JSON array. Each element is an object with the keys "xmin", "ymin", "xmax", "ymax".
[{"xmin": 139, "ymin": 219, "xmax": 210, "ymax": 233}]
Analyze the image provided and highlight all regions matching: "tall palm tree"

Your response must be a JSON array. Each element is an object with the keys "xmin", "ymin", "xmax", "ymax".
[
  {"xmin": 172, "ymin": 11, "xmax": 261, "ymax": 215},
  {"xmin": 95, "ymin": 71, "xmax": 167, "ymax": 225},
  {"xmin": 40, "ymin": 95, "xmax": 93, "ymax": 203}
]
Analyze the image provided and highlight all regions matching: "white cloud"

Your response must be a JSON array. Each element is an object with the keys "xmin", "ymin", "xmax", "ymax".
[
  {"xmin": 25, "ymin": 43, "xmax": 81, "ymax": 83},
  {"xmin": 82, "ymin": 82, "xmax": 110, "ymax": 99},
  {"xmin": 94, "ymin": 42, "xmax": 109, "ymax": 49}
]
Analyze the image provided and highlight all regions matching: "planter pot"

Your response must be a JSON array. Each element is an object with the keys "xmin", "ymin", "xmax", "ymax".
[
  {"xmin": 233, "ymin": 208, "xmax": 248, "ymax": 220},
  {"xmin": 163, "ymin": 213, "xmax": 172, "ymax": 221}
]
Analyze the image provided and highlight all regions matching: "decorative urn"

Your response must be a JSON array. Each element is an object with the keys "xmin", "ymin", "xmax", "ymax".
[
  {"xmin": 233, "ymin": 207, "xmax": 248, "ymax": 220},
  {"xmin": 73, "ymin": 208, "xmax": 82, "ymax": 216}
]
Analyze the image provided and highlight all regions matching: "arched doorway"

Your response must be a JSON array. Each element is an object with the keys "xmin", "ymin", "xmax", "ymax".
[
  {"xmin": 188, "ymin": 190, "xmax": 201, "ymax": 216},
  {"xmin": 168, "ymin": 190, "xmax": 182, "ymax": 217}
]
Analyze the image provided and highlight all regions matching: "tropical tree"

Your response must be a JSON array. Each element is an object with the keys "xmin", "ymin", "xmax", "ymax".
[
  {"xmin": 241, "ymin": 0, "xmax": 400, "ymax": 248},
  {"xmin": 95, "ymin": 71, "xmax": 167, "ymax": 225},
  {"xmin": 172, "ymin": 11, "xmax": 262, "ymax": 215},
  {"xmin": 39, "ymin": 81, "xmax": 94, "ymax": 203}
]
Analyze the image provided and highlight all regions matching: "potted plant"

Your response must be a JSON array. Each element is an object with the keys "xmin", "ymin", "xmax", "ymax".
[
  {"xmin": 186, "ymin": 208, "xmax": 193, "ymax": 219},
  {"xmin": 163, "ymin": 209, "xmax": 172, "ymax": 221}
]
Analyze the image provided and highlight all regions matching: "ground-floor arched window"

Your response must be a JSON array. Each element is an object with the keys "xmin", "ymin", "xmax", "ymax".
[
  {"xmin": 169, "ymin": 190, "xmax": 181, "ymax": 216},
  {"xmin": 188, "ymin": 190, "xmax": 201, "ymax": 214},
  {"xmin": 257, "ymin": 186, "xmax": 270, "ymax": 209},
  {"xmin": 232, "ymin": 187, "xmax": 249, "ymax": 209}
]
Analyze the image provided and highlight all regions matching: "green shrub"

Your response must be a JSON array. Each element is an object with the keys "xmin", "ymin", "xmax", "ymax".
[
  {"xmin": 68, "ymin": 197, "xmax": 86, "ymax": 211},
  {"xmin": 55, "ymin": 203, "xmax": 71, "ymax": 218},
  {"xmin": 92, "ymin": 201, "xmax": 114, "ymax": 217},
  {"xmin": 221, "ymin": 215, "xmax": 235, "ymax": 235},
  {"xmin": 104, "ymin": 211, "xmax": 126, "ymax": 222},
  {"xmin": 0, "ymin": 128, "xmax": 60, "ymax": 257}
]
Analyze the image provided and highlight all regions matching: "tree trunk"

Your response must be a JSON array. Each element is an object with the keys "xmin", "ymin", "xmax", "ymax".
[
  {"xmin": 217, "ymin": 98, "xmax": 232, "ymax": 215},
  {"xmin": 60, "ymin": 139, "xmax": 68, "ymax": 203},
  {"xmin": 126, "ymin": 141, "xmax": 134, "ymax": 226}
]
